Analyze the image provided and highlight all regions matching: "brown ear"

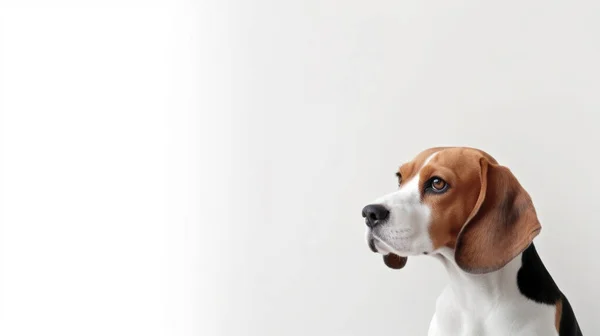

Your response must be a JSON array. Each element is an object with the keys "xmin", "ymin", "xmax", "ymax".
[{"xmin": 455, "ymin": 158, "xmax": 541, "ymax": 274}]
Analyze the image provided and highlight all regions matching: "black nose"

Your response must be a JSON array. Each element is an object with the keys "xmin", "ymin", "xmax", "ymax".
[{"xmin": 362, "ymin": 204, "xmax": 390, "ymax": 228}]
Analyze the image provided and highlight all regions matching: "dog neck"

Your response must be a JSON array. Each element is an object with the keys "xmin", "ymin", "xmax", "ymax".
[{"xmin": 434, "ymin": 247, "xmax": 524, "ymax": 313}]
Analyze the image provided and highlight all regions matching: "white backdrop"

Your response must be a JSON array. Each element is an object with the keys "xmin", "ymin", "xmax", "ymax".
[
  {"xmin": 226, "ymin": 0, "xmax": 599, "ymax": 335},
  {"xmin": 1, "ymin": 0, "xmax": 598, "ymax": 335},
  {"xmin": 1, "ymin": 1, "xmax": 223, "ymax": 335}
]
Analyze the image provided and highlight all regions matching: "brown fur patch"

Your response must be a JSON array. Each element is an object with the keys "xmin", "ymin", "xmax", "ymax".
[
  {"xmin": 397, "ymin": 147, "xmax": 447, "ymax": 183},
  {"xmin": 398, "ymin": 146, "xmax": 540, "ymax": 273},
  {"xmin": 455, "ymin": 160, "xmax": 541, "ymax": 273},
  {"xmin": 419, "ymin": 148, "xmax": 487, "ymax": 250}
]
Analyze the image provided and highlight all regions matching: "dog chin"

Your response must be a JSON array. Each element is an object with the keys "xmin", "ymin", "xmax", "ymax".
[
  {"xmin": 373, "ymin": 239, "xmax": 397, "ymax": 255},
  {"xmin": 367, "ymin": 230, "xmax": 411, "ymax": 256},
  {"xmin": 367, "ymin": 236, "xmax": 409, "ymax": 269},
  {"xmin": 366, "ymin": 237, "xmax": 398, "ymax": 255}
]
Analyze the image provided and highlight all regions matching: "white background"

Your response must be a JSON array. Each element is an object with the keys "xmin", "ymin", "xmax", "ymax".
[{"xmin": 1, "ymin": 0, "xmax": 598, "ymax": 335}]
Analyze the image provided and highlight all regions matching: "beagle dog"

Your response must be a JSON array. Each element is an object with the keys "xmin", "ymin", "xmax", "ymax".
[{"xmin": 362, "ymin": 147, "xmax": 582, "ymax": 336}]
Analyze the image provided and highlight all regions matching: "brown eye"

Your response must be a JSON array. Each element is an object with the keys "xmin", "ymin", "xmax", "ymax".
[
  {"xmin": 396, "ymin": 172, "xmax": 402, "ymax": 187},
  {"xmin": 428, "ymin": 177, "xmax": 449, "ymax": 193}
]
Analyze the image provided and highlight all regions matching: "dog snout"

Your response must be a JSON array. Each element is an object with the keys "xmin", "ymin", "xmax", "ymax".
[{"xmin": 362, "ymin": 204, "xmax": 390, "ymax": 228}]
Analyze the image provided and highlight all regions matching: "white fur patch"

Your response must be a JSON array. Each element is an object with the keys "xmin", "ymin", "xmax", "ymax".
[
  {"xmin": 364, "ymin": 153, "xmax": 437, "ymax": 256},
  {"xmin": 428, "ymin": 248, "xmax": 558, "ymax": 336}
]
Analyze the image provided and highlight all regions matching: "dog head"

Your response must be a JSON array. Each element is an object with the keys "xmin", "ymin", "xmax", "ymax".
[{"xmin": 363, "ymin": 147, "xmax": 541, "ymax": 274}]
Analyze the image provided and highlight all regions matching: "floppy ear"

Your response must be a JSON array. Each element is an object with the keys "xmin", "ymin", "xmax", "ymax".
[{"xmin": 455, "ymin": 158, "xmax": 541, "ymax": 274}]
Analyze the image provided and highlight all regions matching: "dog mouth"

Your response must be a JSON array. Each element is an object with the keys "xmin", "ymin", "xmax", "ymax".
[
  {"xmin": 368, "ymin": 238, "xmax": 378, "ymax": 253},
  {"xmin": 367, "ymin": 236, "xmax": 408, "ymax": 270},
  {"xmin": 383, "ymin": 254, "xmax": 408, "ymax": 269},
  {"xmin": 369, "ymin": 234, "xmax": 397, "ymax": 254}
]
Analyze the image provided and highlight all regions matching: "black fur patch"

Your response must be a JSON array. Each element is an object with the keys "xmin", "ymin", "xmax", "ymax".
[
  {"xmin": 517, "ymin": 244, "xmax": 582, "ymax": 335},
  {"xmin": 559, "ymin": 295, "xmax": 582, "ymax": 336}
]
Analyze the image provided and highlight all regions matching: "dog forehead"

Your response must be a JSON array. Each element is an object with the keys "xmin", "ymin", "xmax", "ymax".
[
  {"xmin": 418, "ymin": 147, "xmax": 497, "ymax": 166},
  {"xmin": 398, "ymin": 147, "xmax": 445, "ymax": 174},
  {"xmin": 399, "ymin": 147, "xmax": 498, "ymax": 180},
  {"xmin": 429, "ymin": 148, "xmax": 483, "ymax": 169}
]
